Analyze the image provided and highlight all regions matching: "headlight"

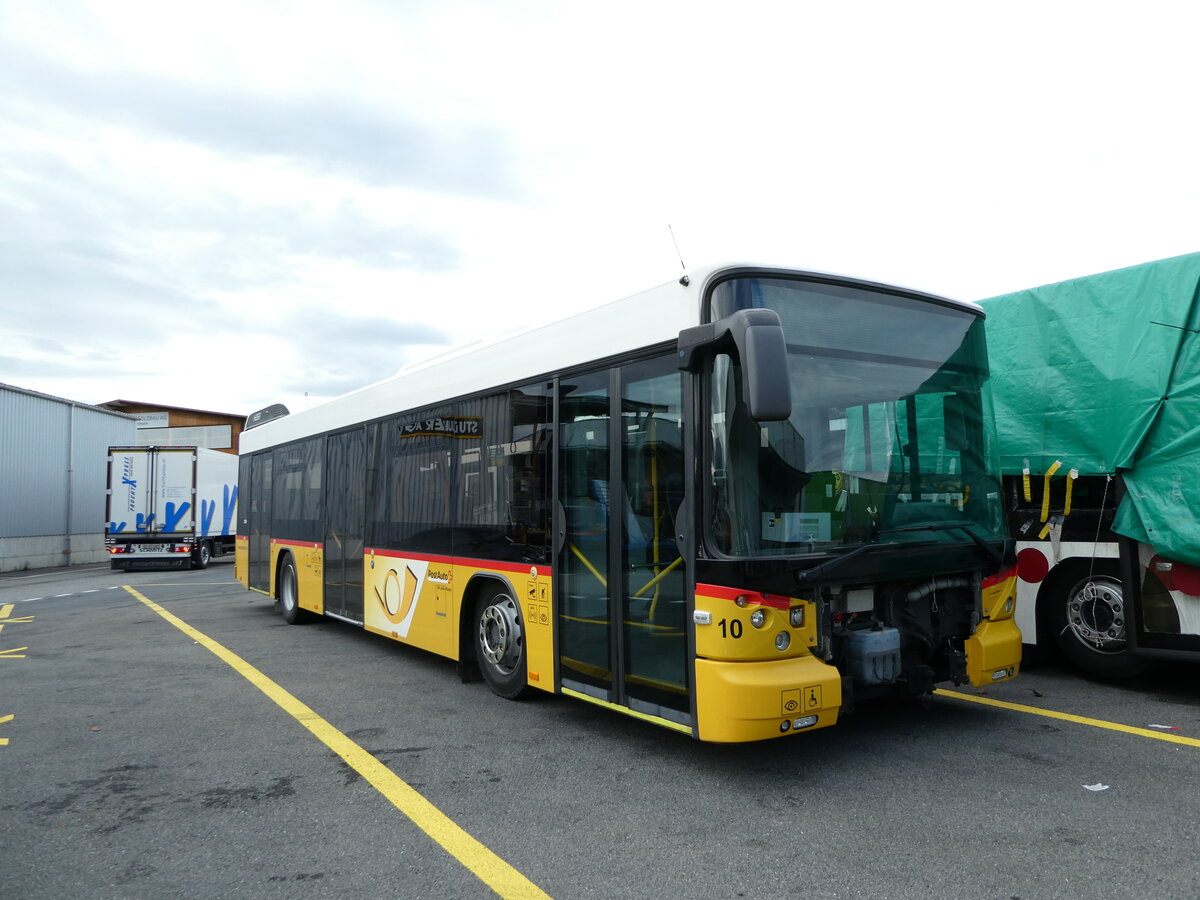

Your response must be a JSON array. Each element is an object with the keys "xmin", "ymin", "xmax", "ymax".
[
  {"xmin": 775, "ymin": 631, "xmax": 791, "ymax": 651},
  {"xmin": 750, "ymin": 609, "xmax": 766, "ymax": 628},
  {"xmin": 789, "ymin": 606, "xmax": 804, "ymax": 627}
]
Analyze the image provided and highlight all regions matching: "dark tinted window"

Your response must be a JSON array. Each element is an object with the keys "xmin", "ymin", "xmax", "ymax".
[
  {"xmin": 271, "ymin": 436, "xmax": 325, "ymax": 543},
  {"xmin": 370, "ymin": 405, "xmax": 455, "ymax": 552},
  {"xmin": 455, "ymin": 383, "xmax": 552, "ymax": 562},
  {"xmin": 365, "ymin": 384, "xmax": 552, "ymax": 562}
]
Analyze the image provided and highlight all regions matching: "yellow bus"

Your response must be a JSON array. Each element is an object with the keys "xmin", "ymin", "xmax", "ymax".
[{"xmin": 236, "ymin": 264, "xmax": 1021, "ymax": 742}]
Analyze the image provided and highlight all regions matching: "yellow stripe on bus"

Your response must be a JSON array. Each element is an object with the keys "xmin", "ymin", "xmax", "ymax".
[
  {"xmin": 123, "ymin": 586, "xmax": 552, "ymax": 900},
  {"xmin": 936, "ymin": 689, "xmax": 1200, "ymax": 748},
  {"xmin": 560, "ymin": 685, "xmax": 693, "ymax": 735}
]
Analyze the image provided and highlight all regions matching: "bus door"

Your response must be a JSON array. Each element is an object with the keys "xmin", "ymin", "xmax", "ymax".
[
  {"xmin": 248, "ymin": 452, "xmax": 272, "ymax": 592},
  {"xmin": 324, "ymin": 428, "xmax": 366, "ymax": 622},
  {"xmin": 556, "ymin": 355, "xmax": 690, "ymax": 725}
]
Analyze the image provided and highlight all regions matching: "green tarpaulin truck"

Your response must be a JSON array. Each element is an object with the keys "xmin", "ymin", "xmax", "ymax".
[{"xmin": 981, "ymin": 251, "xmax": 1200, "ymax": 677}]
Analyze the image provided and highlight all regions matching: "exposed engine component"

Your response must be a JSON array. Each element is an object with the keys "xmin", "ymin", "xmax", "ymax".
[
  {"xmin": 845, "ymin": 627, "xmax": 901, "ymax": 684},
  {"xmin": 825, "ymin": 576, "xmax": 981, "ymax": 695}
]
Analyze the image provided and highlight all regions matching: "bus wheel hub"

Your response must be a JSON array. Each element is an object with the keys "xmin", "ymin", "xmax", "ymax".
[
  {"xmin": 1067, "ymin": 579, "xmax": 1125, "ymax": 650},
  {"xmin": 479, "ymin": 596, "xmax": 522, "ymax": 673}
]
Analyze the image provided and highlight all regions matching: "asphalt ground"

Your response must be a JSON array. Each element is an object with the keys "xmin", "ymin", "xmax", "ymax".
[{"xmin": 2, "ymin": 561, "xmax": 1199, "ymax": 899}]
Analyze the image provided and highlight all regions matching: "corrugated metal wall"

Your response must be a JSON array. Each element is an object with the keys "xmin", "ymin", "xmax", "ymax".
[{"xmin": 0, "ymin": 384, "xmax": 136, "ymax": 538}]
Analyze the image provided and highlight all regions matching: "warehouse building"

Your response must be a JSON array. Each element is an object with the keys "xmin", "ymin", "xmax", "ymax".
[{"xmin": 0, "ymin": 383, "xmax": 136, "ymax": 572}]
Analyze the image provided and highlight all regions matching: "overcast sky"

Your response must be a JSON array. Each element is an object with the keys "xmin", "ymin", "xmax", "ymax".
[{"xmin": 3, "ymin": 0, "xmax": 1198, "ymax": 417}]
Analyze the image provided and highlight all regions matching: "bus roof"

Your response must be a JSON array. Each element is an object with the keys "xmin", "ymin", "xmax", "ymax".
[{"xmin": 241, "ymin": 262, "xmax": 976, "ymax": 454}]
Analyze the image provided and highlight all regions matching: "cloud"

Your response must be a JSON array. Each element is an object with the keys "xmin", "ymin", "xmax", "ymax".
[
  {"xmin": 258, "ymin": 308, "xmax": 451, "ymax": 400},
  {"xmin": 0, "ymin": 39, "xmax": 525, "ymax": 200},
  {"xmin": 0, "ymin": 346, "xmax": 126, "ymax": 381},
  {"xmin": 0, "ymin": 73, "xmax": 462, "ymax": 402}
]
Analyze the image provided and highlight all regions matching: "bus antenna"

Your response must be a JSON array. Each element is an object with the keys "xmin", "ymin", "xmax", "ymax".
[{"xmin": 668, "ymin": 224, "xmax": 689, "ymax": 285}]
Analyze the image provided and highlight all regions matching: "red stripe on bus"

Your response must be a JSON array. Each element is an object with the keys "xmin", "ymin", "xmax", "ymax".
[
  {"xmin": 458, "ymin": 557, "xmax": 549, "ymax": 575},
  {"xmin": 696, "ymin": 582, "xmax": 792, "ymax": 609},
  {"xmin": 982, "ymin": 565, "xmax": 1017, "ymax": 588}
]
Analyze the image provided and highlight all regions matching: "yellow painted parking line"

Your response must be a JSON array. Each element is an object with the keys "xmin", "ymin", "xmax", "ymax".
[
  {"xmin": 0, "ymin": 614, "xmax": 35, "ymax": 635},
  {"xmin": 123, "ymin": 586, "xmax": 551, "ymax": 900},
  {"xmin": 936, "ymin": 689, "xmax": 1200, "ymax": 748},
  {"xmin": 124, "ymin": 582, "xmax": 243, "ymax": 587}
]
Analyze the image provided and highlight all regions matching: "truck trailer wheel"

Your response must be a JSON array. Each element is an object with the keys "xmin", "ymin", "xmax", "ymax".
[
  {"xmin": 1047, "ymin": 560, "xmax": 1147, "ymax": 679},
  {"xmin": 192, "ymin": 541, "xmax": 211, "ymax": 570}
]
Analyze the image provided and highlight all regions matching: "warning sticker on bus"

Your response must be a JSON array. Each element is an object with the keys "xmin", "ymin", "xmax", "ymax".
[{"xmin": 781, "ymin": 686, "xmax": 823, "ymax": 716}]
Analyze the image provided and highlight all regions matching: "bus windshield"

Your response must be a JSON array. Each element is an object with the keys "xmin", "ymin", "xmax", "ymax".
[{"xmin": 707, "ymin": 275, "xmax": 1005, "ymax": 558}]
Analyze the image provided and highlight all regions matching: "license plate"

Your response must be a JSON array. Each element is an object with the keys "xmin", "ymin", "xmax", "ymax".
[{"xmin": 132, "ymin": 544, "xmax": 172, "ymax": 554}]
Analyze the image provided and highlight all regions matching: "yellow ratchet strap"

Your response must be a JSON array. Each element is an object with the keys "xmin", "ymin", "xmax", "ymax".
[
  {"xmin": 1040, "ymin": 459, "xmax": 1062, "ymax": 522},
  {"xmin": 1063, "ymin": 468, "xmax": 1078, "ymax": 517},
  {"xmin": 1022, "ymin": 458, "xmax": 1032, "ymax": 502}
]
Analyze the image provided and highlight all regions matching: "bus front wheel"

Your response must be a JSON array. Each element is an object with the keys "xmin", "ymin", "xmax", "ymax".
[
  {"xmin": 474, "ymin": 585, "xmax": 528, "ymax": 699},
  {"xmin": 1049, "ymin": 561, "xmax": 1147, "ymax": 679}
]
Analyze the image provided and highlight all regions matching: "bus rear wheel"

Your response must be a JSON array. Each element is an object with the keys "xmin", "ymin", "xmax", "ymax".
[
  {"xmin": 1049, "ymin": 561, "xmax": 1147, "ymax": 678},
  {"xmin": 278, "ymin": 555, "xmax": 308, "ymax": 625},
  {"xmin": 474, "ymin": 585, "xmax": 528, "ymax": 699}
]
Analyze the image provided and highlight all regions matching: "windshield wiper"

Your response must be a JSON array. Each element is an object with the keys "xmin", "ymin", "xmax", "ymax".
[
  {"xmin": 877, "ymin": 522, "xmax": 1005, "ymax": 567},
  {"xmin": 795, "ymin": 541, "xmax": 902, "ymax": 583}
]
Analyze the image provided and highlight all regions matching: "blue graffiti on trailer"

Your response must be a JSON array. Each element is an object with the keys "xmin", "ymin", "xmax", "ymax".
[
  {"xmin": 162, "ymin": 501, "xmax": 190, "ymax": 532},
  {"xmin": 106, "ymin": 513, "xmax": 155, "ymax": 533},
  {"xmin": 109, "ymin": 483, "xmax": 238, "ymax": 536},
  {"xmin": 199, "ymin": 485, "xmax": 238, "ymax": 537}
]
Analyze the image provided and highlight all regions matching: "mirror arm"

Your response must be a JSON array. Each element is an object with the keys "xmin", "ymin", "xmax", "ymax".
[
  {"xmin": 678, "ymin": 309, "xmax": 781, "ymax": 371},
  {"xmin": 677, "ymin": 321, "xmax": 719, "ymax": 372},
  {"xmin": 677, "ymin": 309, "xmax": 792, "ymax": 421}
]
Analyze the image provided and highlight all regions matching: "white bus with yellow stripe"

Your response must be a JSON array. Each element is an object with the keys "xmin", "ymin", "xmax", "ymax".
[{"xmin": 237, "ymin": 263, "xmax": 1020, "ymax": 742}]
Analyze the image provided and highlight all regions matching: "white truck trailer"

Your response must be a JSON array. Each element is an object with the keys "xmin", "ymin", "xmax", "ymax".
[{"xmin": 105, "ymin": 446, "xmax": 238, "ymax": 571}]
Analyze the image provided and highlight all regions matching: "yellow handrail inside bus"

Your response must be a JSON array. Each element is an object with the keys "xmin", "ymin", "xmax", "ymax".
[
  {"xmin": 633, "ymin": 555, "xmax": 682, "ymax": 599},
  {"xmin": 568, "ymin": 542, "xmax": 607, "ymax": 589}
]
